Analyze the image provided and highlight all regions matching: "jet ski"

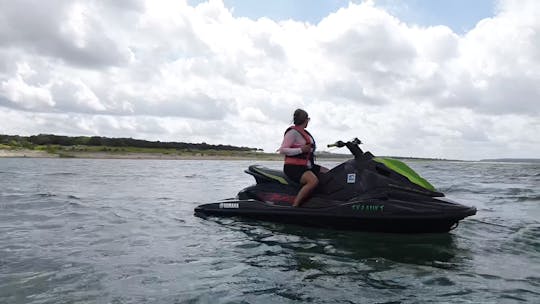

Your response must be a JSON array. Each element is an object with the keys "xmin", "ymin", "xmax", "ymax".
[{"xmin": 194, "ymin": 139, "xmax": 476, "ymax": 233}]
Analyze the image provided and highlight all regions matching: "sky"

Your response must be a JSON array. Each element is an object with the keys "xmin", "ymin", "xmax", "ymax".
[{"xmin": 0, "ymin": 0, "xmax": 539, "ymax": 160}]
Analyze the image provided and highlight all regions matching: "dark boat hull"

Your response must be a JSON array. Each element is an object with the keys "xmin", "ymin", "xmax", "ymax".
[{"xmin": 194, "ymin": 199, "xmax": 477, "ymax": 233}]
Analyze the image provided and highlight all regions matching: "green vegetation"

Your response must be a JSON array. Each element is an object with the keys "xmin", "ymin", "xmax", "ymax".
[
  {"xmin": 0, "ymin": 134, "xmax": 259, "ymax": 151},
  {"xmin": 0, "ymin": 134, "xmax": 276, "ymax": 159}
]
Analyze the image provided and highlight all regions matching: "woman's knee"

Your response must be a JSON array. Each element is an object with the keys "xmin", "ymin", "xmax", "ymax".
[
  {"xmin": 303, "ymin": 174, "xmax": 318, "ymax": 188},
  {"xmin": 311, "ymin": 176, "xmax": 319, "ymax": 187}
]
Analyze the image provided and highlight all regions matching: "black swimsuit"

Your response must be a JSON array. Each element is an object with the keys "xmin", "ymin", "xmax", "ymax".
[{"xmin": 284, "ymin": 164, "xmax": 321, "ymax": 183}]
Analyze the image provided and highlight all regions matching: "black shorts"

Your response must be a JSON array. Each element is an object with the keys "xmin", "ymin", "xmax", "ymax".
[{"xmin": 284, "ymin": 164, "xmax": 321, "ymax": 184}]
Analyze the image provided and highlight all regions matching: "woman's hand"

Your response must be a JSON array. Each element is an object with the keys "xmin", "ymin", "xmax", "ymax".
[{"xmin": 301, "ymin": 144, "xmax": 312, "ymax": 153}]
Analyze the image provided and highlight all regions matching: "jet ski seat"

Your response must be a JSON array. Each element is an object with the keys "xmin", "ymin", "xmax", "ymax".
[{"xmin": 245, "ymin": 165, "xmax": 299, "ymax": 187}]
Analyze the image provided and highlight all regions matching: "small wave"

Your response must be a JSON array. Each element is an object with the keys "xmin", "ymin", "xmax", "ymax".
[
  {"xmin": 440, "ymin": 183, "xmax": 487, "ymax": 194},
  {"xmin": 499, "ymin": 294, "xmax": 527, "ymax": 302},
  {"xmin": 516, "ymin": 195, "xmax": 540, "ymax": 202},
  {"xmin": 490, "ymin": 193, "xmax": 540, "ymax": 203},
  {"xmin": 34, "ymin": 223, "xmax": 63, "ymax": 229},
  {"xmin": 95, "ymin": 249, "xmax": 127, "ymax": 257},
  {"xmin": 45, "ymin": 172, "xmax": 78, "ymax": 176},
  {"xmin": 89, "ymin": 237, "xmax": 117, "ymax": 246},
  {"xmin": 103, "ymin": 212, "xmax": 128, "ymax": 224},
  {"xmin": 511, "ymin": 224, "xmax": 540, "ymax": 249},
  {"xmin": 439, "ymin": 289, "xmax": 475, "ymax": 297},
  {"xmin": 148, "ymin": 256, "xmax": 183, "ymax": 265},
  {"xmin": 0, "ymin": 191, "xmax": 26, "ymax": 198},
  {"xmin": 466, "ymin": 218, "xmax": 515, "ymax": 233},
  {"xmin": 478, "ymin": 273, "xmax": 502, "ymax": 280},
  {"xmin": 67, "ymin": 201, "xmax": 84, "ymax": 208},
  {"xmin": 499, "ymin": 288, "xmax": 540, "ymax": 301},
  {"xmin": 469, "ymin": 217, "xmax": 512, "ymax": 228},
  {"xmin": 505, "ymin": 187, "xmax": 535, "ymax": 195},
  {"xmin": 184, "ymin": 174, "xmax": 204, "ymax": 179},
  {"xmin": 422, "ymin": 277, "xmax": 455, "ymax": 286},
  {"xmin": 35, "ymin": 193, "xmax": 83, "ymax": 200},
  {"xmin": 36, "ymin": 192, "xmax": 57, "ymax": 197},
  {"xmin": 526, "ymin": 276, "xmax": 540, "ymax": 286},
  {"xmin": 62, "ymin": 211, "xmax": 89, "ymax": 218}
]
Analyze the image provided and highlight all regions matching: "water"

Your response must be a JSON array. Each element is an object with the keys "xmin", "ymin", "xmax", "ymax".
[{"xmin": 0, "ymin": 158, "xmax": 539, "ymax": 303}]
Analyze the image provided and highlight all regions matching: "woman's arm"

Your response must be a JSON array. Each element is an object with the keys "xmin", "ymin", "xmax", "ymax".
[{"xmin": 278, "ymin": 130, "xmax": 303, "ymax": 156}]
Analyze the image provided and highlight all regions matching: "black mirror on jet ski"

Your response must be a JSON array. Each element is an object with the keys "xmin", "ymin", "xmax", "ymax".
[
  {"xmin": 327, "ymin": 138, "xmax": 361, "ymax": 148},
  {"xmin": 194, "ymin": 139, "xmax": 476, "ymax": 233},
  {"xmin": 327, "ymin": 138, "xmax": 366, "ymax": 159},
  {"xmin": 328, "ymin": 140, "xmax": 346, "ymax": 148}
]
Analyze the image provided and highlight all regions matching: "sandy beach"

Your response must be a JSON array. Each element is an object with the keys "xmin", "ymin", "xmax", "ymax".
[{"xmin": 0, "ymin": 149, "xmax": 54, "ymax": 158}]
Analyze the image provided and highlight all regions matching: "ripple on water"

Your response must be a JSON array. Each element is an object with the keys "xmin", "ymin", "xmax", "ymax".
[
  {"xmin": 1, "ymin": 158, "xmax": 539, "ymax": 303},
  {"xmin": 506, "ymin": 223, "xmax": 540, "ymax": 254},
  {"xmin": 44, "ymin": 172, "xmax": 79, "ymax": 176}
]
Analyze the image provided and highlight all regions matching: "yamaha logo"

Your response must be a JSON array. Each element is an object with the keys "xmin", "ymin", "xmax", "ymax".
[{"xmin": 219, "ymin": 202, "xmax": 239, "ymax": 209}]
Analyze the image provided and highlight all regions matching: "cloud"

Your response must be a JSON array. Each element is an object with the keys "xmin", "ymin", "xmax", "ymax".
[
  {"xmin": 0, "ymin": 63, "xmax": 54, "ymax": 110},
  {"xmin": 0, "ymin": 1, "xmax": 133, "ymax": 68},
  {"xmin": 0, "ymin": 0, "xmax": 539, "ymax": 159}
]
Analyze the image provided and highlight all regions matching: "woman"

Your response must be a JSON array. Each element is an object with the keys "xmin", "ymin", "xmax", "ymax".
[{"xmin": 278, "ymin": 109, "xmax": 328, "ymax": 207}]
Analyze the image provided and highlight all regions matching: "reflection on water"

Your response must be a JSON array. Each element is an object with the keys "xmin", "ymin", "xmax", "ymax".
[{"xmin": 217, "ymin": 218, "xmax": 462, "ymax": 269}]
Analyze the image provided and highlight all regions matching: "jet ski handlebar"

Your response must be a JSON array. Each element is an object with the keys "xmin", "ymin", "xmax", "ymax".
[
  {"xmin": 327, "ymin": 138, "xmax": 361, "ymax": 148},
  {"xmin": 327, "ymin": 138, "xmax": 364, "ymax": 158}
]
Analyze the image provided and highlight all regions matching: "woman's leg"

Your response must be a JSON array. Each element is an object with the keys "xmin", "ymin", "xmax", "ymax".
[
  {"xmin": 293, "ymin": 171, "xmax": 319, "ymax": 207},
  {"xmin": 312, "ymin": 164, "xmax": 329, "ymax": 174}
]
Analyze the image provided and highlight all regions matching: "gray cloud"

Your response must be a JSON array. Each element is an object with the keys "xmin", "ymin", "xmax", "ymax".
[
  {"xmin": 323, "ymin": 78, "xmax": 388, "ymax": 105},
  {"xmin": 0, "ymin": 0, "xmax": 132, "ymax": 68},
  {"xmin": 132, "ymin": 92, "xmax": 235, "ymax": 120},
  {"xmin": 0, "ymin": 0, "xmax": 539, "ymax": 159},
  {"xmin": 322, "ymin": 26, "xmax": 417, "ymax": 74}
]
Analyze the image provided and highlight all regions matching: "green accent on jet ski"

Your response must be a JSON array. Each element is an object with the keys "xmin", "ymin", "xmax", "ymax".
[
  {"xmin": 352, "ymin": 204, "xmax": 384, "ymax": 212},
  {"xmin": 251, "ymin": 166, "xmax": 289, "ymax": 185},
  {"xmin": 374, "ymin": 158, "xmax": 436, "ymax": 191}
]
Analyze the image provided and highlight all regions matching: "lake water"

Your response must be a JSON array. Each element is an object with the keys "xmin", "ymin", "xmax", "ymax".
[{"xmin": 0, "ymin": 158, "xmax": 539, "ymax": 303}]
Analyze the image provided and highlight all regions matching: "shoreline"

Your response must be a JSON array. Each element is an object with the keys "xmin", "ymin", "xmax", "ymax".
[
  {"xmin": 0, "ymin": 148, "xmax": 354, "ymax": 161},
  {"xmin": 0, "ymin": 149, "xmax": 53, "ymax": 158},
  {"xmin": 2, "ymin": 148, "xmax": 493, "ymax": 163},
  {"xmin": 0, "ymin": 148, "xmax": 285, "ymax": 161}
]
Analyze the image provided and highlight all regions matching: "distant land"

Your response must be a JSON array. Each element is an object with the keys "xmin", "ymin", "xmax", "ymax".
[
  {"xmin": 1, "ymin": 134, "xmax": 537, "ymax": 162},
  {"xmin": 479, "ymin": 158, "xmax": 540, "ymax": 163},
  {"xmin": 0, "ymin": 133, "xmax": 274, "ymax": 160},
  {"xmin": 0, "ymin": 134, "xmax": 347, "ymax": 160},
  {"xmin": 0, "ymin": 134, "xmax": 259, "ymax": 151}
]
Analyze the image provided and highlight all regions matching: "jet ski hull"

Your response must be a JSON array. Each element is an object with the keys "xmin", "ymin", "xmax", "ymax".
[{"xmin": 194, "ymin": 198, "xmax": 477, "ymax": 233}]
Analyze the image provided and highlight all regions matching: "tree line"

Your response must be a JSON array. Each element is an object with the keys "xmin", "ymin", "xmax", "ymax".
[{"xmin": 0, "ymin": 134, "xmax": 260, "ymax": 152}]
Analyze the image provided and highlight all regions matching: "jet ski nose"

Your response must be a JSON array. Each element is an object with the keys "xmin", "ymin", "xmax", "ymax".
[{"xmin": 465, "ymin": 206, "xmax": 477, "ymax": 216}]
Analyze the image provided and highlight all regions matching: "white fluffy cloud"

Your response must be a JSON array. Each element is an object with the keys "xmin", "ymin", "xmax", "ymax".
[{"xmin": 0, "ymin": 0, "xmax": 539, "ymax": 159}]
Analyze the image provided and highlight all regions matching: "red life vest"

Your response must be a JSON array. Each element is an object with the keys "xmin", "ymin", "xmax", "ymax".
[{"xmin": 283, "ymin": 126, "xmax": 315, "ymax": 166}]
